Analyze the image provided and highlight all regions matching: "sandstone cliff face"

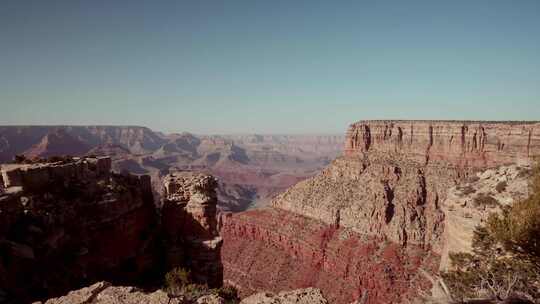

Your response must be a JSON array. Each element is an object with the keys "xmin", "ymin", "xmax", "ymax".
[
  {"xmin": 162, "ymin": 172, "xmax": 223, "ymax": 288},
  {"xmin": 272, "ymin": 156, "xmax": 447, "ymax": 252},
  {"xmin": 221, "ymin": 120, "xmax": 540, "ymax": 304},
  {"xmin": 0, "ymin": 157, "xmax": 159, "ymax": 302},
  {"xmin": 344, "ymin": 121, "xmax": 540, "ymax": 169}
]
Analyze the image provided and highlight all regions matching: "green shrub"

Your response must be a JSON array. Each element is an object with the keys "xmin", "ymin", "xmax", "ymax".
[
  {"xmin": 442, "ymin": 165, "xmax": 540, "ymax": 302},
  {"xmin": 164, "ymin": 267, "xmax": 238, "ymax": 302}
]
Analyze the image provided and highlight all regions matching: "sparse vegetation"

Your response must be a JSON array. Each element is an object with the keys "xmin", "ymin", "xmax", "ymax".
[
  {"xmin": 442, "ymin": 165, "xmax": 540, "ymax": 303},
  {"xmin": 495, "ymin": 181, "xmax": 507, "ymax": 193},
  {"xmin": 164, "ymin": 267, "xmax": 239, "ymax": 303},
  {"xmin": 473, "ymin": 193, "xmax": 499, "ymax": 208}
]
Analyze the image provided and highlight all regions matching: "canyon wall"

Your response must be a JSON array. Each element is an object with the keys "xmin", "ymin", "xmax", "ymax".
[
  {"xmin": 0, "ymin": 157, "xmax": 159, "ymax": 302},
  {"xmin": 221, "ymin": 120, "xmax": 540, "ymax": 304},
  {"xmin": 0, "ymin": 126, "xmax": 166, "ymax": 162},
  {"xmin": 344, "ymin": 120, "xmax": 540, "ymax": 169},
  {"xmin": 0, "ymin": 158, "xmax": 223, "ymax": 302}
]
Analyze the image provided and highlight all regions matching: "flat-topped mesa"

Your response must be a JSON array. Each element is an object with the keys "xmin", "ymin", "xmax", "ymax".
[
  {"xmin": 161, "ymin": 171, "xmax": 223, "ymax": 288},
  {"xmin": 344, "ymin": 120, "xmax": 540, "ymax": 169}
]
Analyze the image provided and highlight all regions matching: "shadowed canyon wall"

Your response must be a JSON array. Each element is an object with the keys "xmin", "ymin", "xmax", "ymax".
[{"xmin": 0, "ymin": 158, "xmax": 222, "ymax": 303}]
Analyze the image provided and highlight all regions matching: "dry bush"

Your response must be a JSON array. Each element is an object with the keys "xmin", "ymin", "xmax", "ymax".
[
  {"xmin": 473, "ymin": 193, "xmax": 499, "ymax": 208},
  {"xmin": 442, "ymin": 165, "xmax": 540, "ymax": 303}
]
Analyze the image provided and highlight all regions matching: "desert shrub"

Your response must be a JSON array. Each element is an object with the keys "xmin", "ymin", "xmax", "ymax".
[
  {"xmin": 473, "ymin": 193, "xmax": 499, "ymax": 208},
  {"xmin": 163, "ymin": 267, "xmax": 237, "ymax": 302},
  {"xmin": 164, "ymin": 267, "xmax": 192, "ymax": 296},
  {"xmin": 496, "ymin": 181, "xmax": 508, "ymax": 193},
  {"xmin": 214, "ymin": 285, "xmax": 239, "ymax": 301},
  {"xmin": 442, "ymin": 165, "xmax": 540, "ymax": 302}
]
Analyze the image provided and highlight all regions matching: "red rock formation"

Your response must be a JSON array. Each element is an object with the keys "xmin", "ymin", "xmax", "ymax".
[
  {"xmin": 221, "ymin": 120, "xmax": 540, "ymax": 304},
  {"xmin": 221, "ymin": 208, "xmax": 439, "ymax": 304}
]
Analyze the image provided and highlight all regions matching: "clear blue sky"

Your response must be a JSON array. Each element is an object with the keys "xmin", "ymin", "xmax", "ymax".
[{"xmin": 1, "ymin": 0, "xmax": 539, "ymax": 134}]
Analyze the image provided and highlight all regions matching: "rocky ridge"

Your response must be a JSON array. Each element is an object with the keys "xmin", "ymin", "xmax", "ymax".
[
  {"xmin": 0, "ymin": 126, "xmax": 343, "ymax": 212},
  {"xmin": 35, "ymin": 281, "xmax": 329, "ymax": 304}
]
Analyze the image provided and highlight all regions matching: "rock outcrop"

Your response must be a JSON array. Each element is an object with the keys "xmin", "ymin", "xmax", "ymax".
[
  {"xmin": 240, "ymin": 287, "xmax": 329, "ymax": 304},
  {"xmin": 0, "ymin": 157, "xmax": 159, "ymax": 302},
  {"xmin": 162, "ymin": 172, "xmax": 223, "ymax": 288},
  {"xmin": 0, "ymin": 159, "xmax": 224, "ymax": 302},
  {"xmin": 34, "ymin": 281, "xmax": 227, "ymax": 304},
  {"xmin": 221, "ymin": 120, "xmax": 540, "ymax": 304}
]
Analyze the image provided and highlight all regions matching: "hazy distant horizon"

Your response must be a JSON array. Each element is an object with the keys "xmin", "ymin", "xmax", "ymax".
[{"xmin": 1, "ymin": 1, "xmax": 539, "ymax": 133}]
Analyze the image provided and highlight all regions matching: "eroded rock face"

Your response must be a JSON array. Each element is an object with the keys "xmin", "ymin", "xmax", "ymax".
[
  {"xmin": 221, "ymin": 120, "xmax": 540, "ymax": 304},
  {"xmin": 221, "ymin": 203, "xmax": 439, "ymax": 304},
  {"xmin": 344, "ymin": 121, "xmax": 540, "ymax": 169},
  {"xmin": 0, "ymin": 157, "xmax": 159, "ymax": 302},
  {"xmin": 272, "ymin": 155, "xmax": 447, "ymax": 252},
  {"xmin": 162, "ymin": 172, "xmax": 223, "ymax": 288}
]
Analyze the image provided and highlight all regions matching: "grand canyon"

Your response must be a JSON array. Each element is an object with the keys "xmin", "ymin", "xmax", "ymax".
[
  {"xmin": 1, "ymin": 120, "xmax": 539, "ymax": 304},
  {"xmin": 3, "ymin": 2, "xmax": 540, "ymax": 302}
]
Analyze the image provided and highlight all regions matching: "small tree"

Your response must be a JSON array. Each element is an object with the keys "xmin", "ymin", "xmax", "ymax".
[{"xmin": 442, "ymin": 165, "xmax": 540, "ymax": 302}]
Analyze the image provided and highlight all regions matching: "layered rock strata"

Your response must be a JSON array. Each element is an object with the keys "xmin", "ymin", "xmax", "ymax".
[
  {"xmin": 162, "ymin": 172, "xmax": 223, "ymax": 287},
  {"xmin": 221, "ymin": 120, "xmax": 540, "ymax": 304},
  {"xmin": 344, "ymin": 120, "xmax": 540, "ymax": 169},
  {"xmin": 221, "ymin": 208, "xmax": 438, "ymax": 304},
  {"xmin": 0, "ymin": 157, "xmax": 159, "ymax": 302}
]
